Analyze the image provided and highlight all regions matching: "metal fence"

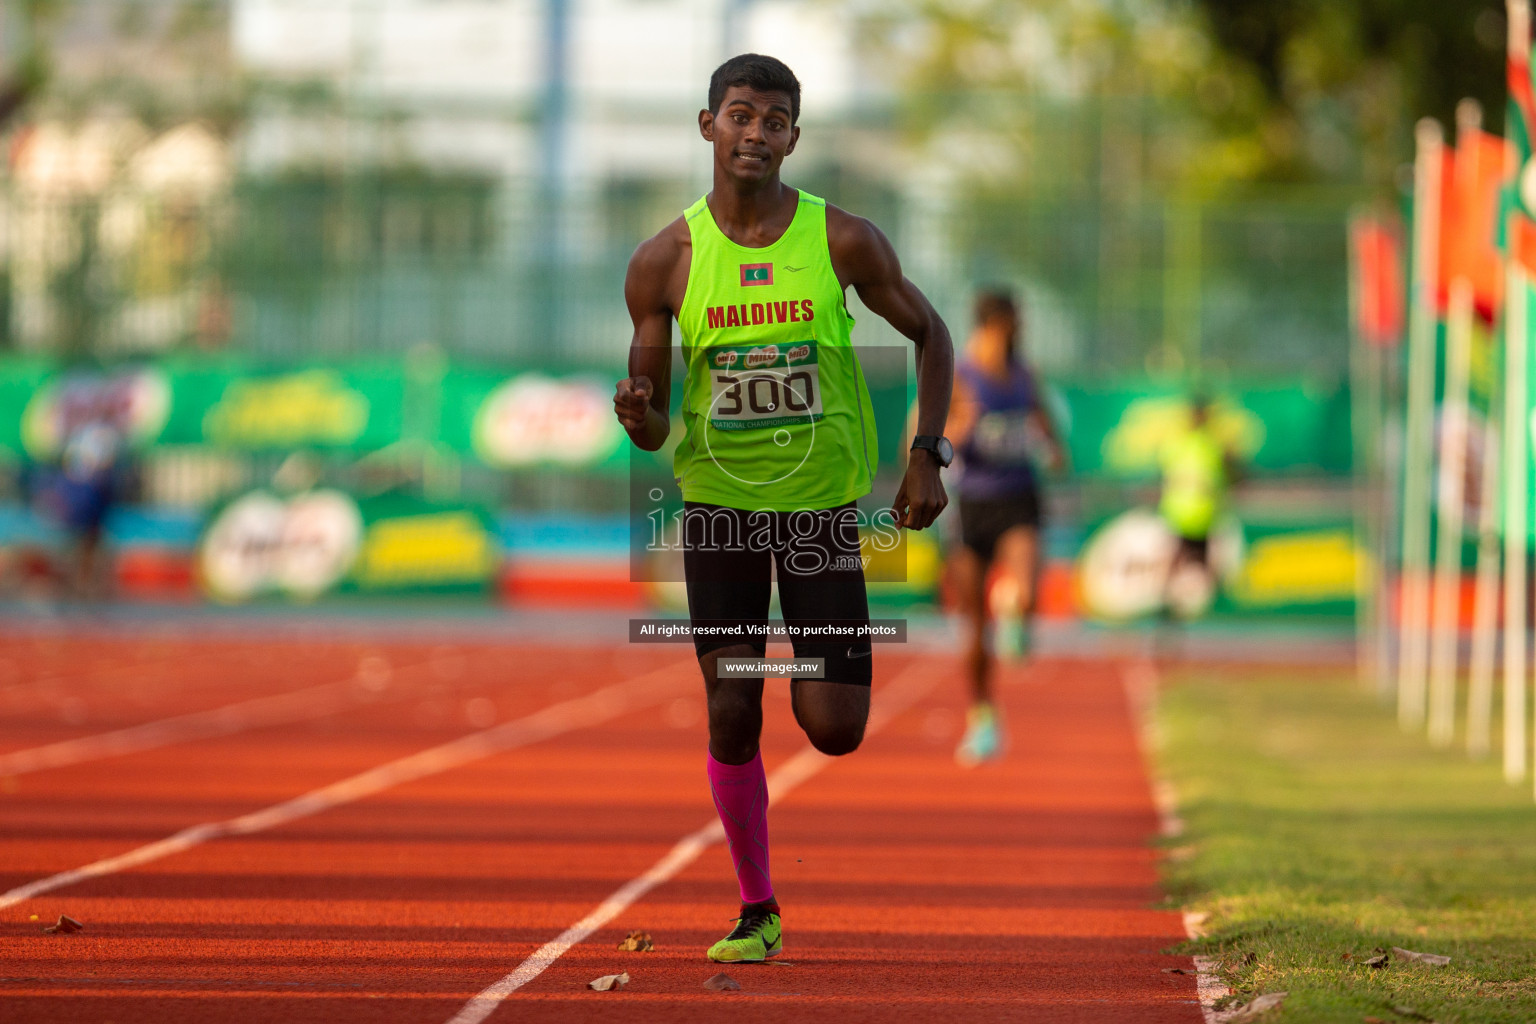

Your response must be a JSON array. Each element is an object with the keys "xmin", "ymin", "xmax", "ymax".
[
  {"xmin": 0, "ymin": 98, "xmax": 1361, "ymax": 380},
  {"xmin": 0, "ymin": 94, "xmax": 1363, "ymax": 521}
]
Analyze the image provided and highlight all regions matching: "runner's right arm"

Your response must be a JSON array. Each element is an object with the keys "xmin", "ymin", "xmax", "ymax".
[{"xmin": 614, "ymin": 224, "xmax": 686, "ymax": 452}]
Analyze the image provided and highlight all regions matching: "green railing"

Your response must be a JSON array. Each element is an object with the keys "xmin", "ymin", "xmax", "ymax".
[{"xmin": 0, "ymin": 116, "xmax": 1359, "ymax": 379}]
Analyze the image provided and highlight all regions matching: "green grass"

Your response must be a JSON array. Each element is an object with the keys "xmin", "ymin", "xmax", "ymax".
[{"xmin": 1155, "ymin": 666, "xmax": 1536, "ymax": 1023}]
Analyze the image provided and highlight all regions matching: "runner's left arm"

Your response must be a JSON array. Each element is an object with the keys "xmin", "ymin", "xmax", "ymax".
[{"xmin": 828, "ymin": 209, "xmax": 953, "ymax": 531}]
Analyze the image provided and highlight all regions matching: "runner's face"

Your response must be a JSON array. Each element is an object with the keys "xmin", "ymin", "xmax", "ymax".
[{"xmin": 701, "ymin": 86, "xmax": 798, "ymax": 184}]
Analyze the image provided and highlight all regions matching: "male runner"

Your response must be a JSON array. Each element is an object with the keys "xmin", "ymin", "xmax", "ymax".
[
  {"xmin": 945, "ymin": 288, "xmax": 1064, "ymax": 765},
  {"xmin": 613, "ymin": 53, "xmax": 954, "ymax": 963},
  {"xmin": 1158, "ymin": 393, "xmax": 1238, "ymax": 616}
]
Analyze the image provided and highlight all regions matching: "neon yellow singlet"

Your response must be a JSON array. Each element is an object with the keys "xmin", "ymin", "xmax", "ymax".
[
  {"xmin": 674, "ymin": 190, "xmax": 878, "ymax": 511},
  {"xmin": 1159, "ymin": 425, "xmax": 1227, "ymax": 539}
]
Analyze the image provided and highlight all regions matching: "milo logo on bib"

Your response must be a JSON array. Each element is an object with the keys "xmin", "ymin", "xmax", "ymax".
[{"xmin": 707, "ymin": 340, "xmax": 824, "ymax": 432}]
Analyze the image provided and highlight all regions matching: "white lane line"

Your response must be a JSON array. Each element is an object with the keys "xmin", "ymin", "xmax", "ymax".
[
  {"xmin": 0, "ymin": 662, "xmax": 433, "ymax": 776},
  {"xmin": 445, "ymin": 659, "xmax": 941, "ymax": 1024},
  {"xmin": 0, "ymin": 661, "xmax": 692, "ymax": 911}
]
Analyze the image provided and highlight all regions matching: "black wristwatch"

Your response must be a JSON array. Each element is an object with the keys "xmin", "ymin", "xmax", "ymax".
[{"xmin": 910, "ymin": 435, "xmax": 954, "ymax": 468}]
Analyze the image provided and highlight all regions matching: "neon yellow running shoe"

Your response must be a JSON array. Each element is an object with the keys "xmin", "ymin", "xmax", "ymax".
[{"xmin": 706, "ymin": 900, "xmax": 782, "ymax": 963}]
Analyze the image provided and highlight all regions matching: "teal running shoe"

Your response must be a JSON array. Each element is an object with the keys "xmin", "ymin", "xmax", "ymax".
[{"xmin": 955, "ymin": 702, "xmax": 1006, "ymax": 767}]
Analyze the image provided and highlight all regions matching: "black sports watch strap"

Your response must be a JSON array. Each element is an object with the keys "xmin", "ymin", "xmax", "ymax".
[{"xmin": 910, "ymin": 435, "xmax": 954, "ymax": 468}]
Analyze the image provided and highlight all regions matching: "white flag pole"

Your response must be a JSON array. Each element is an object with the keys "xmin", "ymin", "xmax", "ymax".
[
  {"xmin": 1399, "ymin": 118, "xmax": 1444, "ymax": 731},
  {"xmin": 1506, "ymin": 0, "xmax": 1531, "ymax": 785},
  {"xmin": 1429, "ymin": 101, "xmax": 1486, "ymax": 748},
  {"xmin": 1507, "ymin": 260, "xmax": 1530, "ymax": 784},
  {"xmin": 1464, "ymin": 110, "xmax": 1503, "ymax": 760},
  {"xmin": 1468, "ymin": 404, "xmax": 1502, "ymax": 758},
  {"xmin": 1429, "ymin": 274, "xmax": 1474, "ymax": 748},
  {"xmin": 1349, "ymin": 213, "xmax": 1383, "ymax": 691}
]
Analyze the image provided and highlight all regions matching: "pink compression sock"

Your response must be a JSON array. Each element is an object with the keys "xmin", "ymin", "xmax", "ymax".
[{"xmin": 707, "ymin": 750, "xmax": 774, "ymax": 905}]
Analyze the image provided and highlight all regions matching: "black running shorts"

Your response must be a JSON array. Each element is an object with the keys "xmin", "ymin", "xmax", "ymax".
[
  {"xmin": 682, "ymin": 501, "xmax": 873, "ymax": 687},
  {"xmin": 958, "ymin": 488, "xmax": 1043, "ymax": 562},
  {"xmin": 1175, "ymin": 533, "xmax": 1210, "ymax": 565}
]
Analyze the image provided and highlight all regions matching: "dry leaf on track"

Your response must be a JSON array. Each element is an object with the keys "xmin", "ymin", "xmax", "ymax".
[
  {"xmin": 41, "ymin": 915, "xmax": 83, "ymax": 935},
  {"xmin": 1227, "ymin": 991, "xmax": 1287, "ymax": 1021},
  {"xmin": 587, "ymin": 972, "xmax": 629, "ymax": 992},
  {"xmin": 1391, "ymin": 946, "xmax": 1451, "ymax": 966},
  {"xmin": 703, "ymin": 972, "xmax": 741, "ymax": 991},
  {"xmin": 1162, "ymin": 967, "xmax": 1194, "ymax": 974},
  {"xmin": 616, "ymin": 930, "xmax": 654, "ymax": 952}
]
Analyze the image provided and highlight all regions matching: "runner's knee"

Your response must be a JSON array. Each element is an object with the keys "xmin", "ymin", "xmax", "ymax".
[
  {"xmin": 805, "ymin": 719, "xmax": 864, "ymax": 756},
  {"xmin": 791, "ymin": 673, "xmax": 869, "ymax": 757},
  {"xmin": 701, "ymin": 644, "xmax": 764, "ymax": 761},
  {"xmin": 707, "ymin": 693, "xmax": 763, "ymax": 762}
]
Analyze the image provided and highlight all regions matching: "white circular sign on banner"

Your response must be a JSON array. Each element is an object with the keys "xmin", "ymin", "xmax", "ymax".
[
  {"xmin": 274, "ymin": 490, "xmax": 365, "ymax": 599},
  {"xmin": 1077, "ymin": 509, "xmax": 1180, "ymax": 621},
  {"xmin": 1076, "ymin": 508, "xmax": 1244, "ymax": 621},
  {"xmin": 199, "ymin": 491, "xmax": 289, "ymax": 602},
  {"xmin": 199, "ymin": 489, "xmax": 363, "ymax": 602},
  {"xmin": 472, "ymin": 374, "xmax": 623, "ymax": 468},
  {"xmin": 21, "ymin": 368, "xmax": 172, "ymax": 459}
]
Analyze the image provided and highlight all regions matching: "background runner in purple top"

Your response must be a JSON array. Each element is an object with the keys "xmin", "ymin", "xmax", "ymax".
[{"xmin": 955, "ymin": 358, "xmax": 1039, "ymax": 499}]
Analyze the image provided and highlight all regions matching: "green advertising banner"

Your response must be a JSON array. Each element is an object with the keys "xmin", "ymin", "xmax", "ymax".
[
  {"xmin": 197, "ymin": 489, "xmax": 499, "ymax": 602},
  {"xmin": 1059, "ymin": 381, "xmax": 1352, "ymax": 479},
  {"xmin": 167, "ymin": 364, "xmax": 404, "ymax": 451},
  {"xmin": 1075, "ymin": 509, "xmax": 1364, "ymax": 622},
  {"xmin": 0, "ymin": 360, "xmax": 57, "ymax": 456},
  {"xmin": 0, "ymin": 357, "xmax": 1355, "ymax": 481},
  {"xmin": 439, "ymin": 367, "xmax": 628, "ymax": 471}
]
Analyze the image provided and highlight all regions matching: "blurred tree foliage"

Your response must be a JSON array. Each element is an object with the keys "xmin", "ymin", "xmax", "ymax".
[
  {"xmin": 1195, "ymin": 0, "xmax": 1505, "ymax": 181},
  {"xmin": 1, "ymin": 0, "xmax": 234, "ymax": 132},
  {"xmin": 860, "ymin": 0, "xmax": 1508, "ymax": 190},
  {"xmin": 0, "ymin": 1, "xmax": 63, "ymax": 129}
]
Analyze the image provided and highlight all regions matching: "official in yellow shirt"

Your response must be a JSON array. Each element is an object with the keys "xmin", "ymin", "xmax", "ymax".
[{"xmin": 1158, "ymin": 394, "xmax": 1238, "ymax": 572}]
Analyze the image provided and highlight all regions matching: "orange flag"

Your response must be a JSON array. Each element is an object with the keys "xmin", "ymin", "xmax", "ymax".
[
  {"xmin": 1349, "ymin": 213, "xmax": 1406, "ymax": 347},
  {"xmin": 1439, "ymin": 130, "xmax": 1509, "ymax": 321}
]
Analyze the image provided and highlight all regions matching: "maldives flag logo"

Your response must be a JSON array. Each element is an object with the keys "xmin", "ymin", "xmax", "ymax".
[{"xmin": 740, "ymin": 263, "xmax": 773, "ymax": 287}]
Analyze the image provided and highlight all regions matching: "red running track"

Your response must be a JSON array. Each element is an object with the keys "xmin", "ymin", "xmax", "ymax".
[{"xmin": 0, "ymin": 632, "xmax": 1201, "ymax": 1022}]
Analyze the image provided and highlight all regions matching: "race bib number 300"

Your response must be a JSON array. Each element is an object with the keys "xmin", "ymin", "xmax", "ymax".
[{"xmin": 706, "ymin": 341, "xmax": 823, "ymax": 431}]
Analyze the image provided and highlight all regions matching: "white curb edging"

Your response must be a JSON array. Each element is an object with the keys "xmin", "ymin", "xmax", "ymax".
[{"xmin": 1121, "ymin": 660, "xmax": 1232, "ymax": 1024}]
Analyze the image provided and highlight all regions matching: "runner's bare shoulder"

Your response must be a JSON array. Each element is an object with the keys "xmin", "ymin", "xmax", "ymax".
[
  {"xmin": 626, "ymin": 215, "xmax": 691, "ymax": 316},
  {"xmin": 823, "ymin": 204, "xmax": 894, "ymax": 287}
]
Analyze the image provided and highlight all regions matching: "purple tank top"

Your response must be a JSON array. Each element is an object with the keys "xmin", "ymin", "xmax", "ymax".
[{"xmin": 956, "ymin": 359, "xmax": 1038, "ymax": 499}]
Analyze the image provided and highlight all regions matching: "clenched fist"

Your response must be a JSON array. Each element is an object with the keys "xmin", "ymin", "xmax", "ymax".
[{"xmin": 614, "ymin": 375, "xmax": 654, "ymax": 431}]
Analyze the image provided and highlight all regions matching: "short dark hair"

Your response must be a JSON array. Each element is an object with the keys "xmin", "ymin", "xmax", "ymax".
[
  {"xmin": 973, "ymin": 287, "xmax": 1018, "ymax": 328},
  {"xmin": 709, "ymin": 54, "xmax": 801, "ymax": 124}
]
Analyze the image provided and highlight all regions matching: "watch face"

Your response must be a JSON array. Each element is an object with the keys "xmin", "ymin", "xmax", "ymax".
[{"xmin": 937, "ymin": 437, "xmax": 954, "ymax": 467}]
